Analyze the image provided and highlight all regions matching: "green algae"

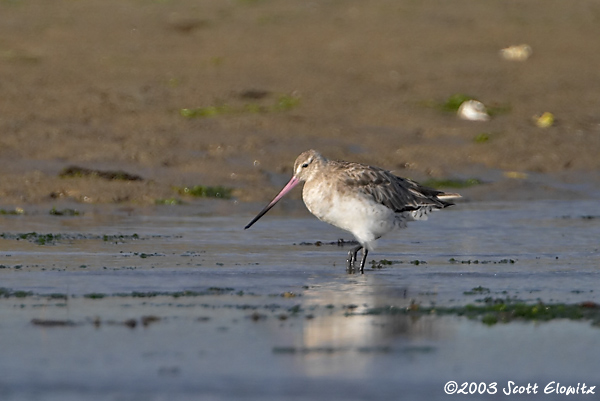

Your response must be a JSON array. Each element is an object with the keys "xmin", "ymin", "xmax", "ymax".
[
  {"xmin": 155, "ymin": 198, "xmax": 185, "ymax": 206},
  {"xmin": 0, "ymin": 208, "xmax": 25, "ymax": 215},
  {"xmin": 177, "ymin": 185, "xmax": 233, "ymax": 199},
  {"xmin": 84, "ymin": 293, "xmax": 106, "ymax": 299},
  {"xmin": 474, "ymin": 132, "xmax": 491, "ymax": 143},
  {"xmin": 0, "ymin": 287, "xmax": 241, "ymax": 301},
  {"xmin": 180, "ymin": 93, "xmax": 300, "ymax": 119},
  {"xmin": 59, "ymin": 166, "xmax": 143, "ymax": 181},
  {"xmin": 0, "ymin": 288, "xmax": 33, "ymax": 298},
  {"xmin": 31, "ymin": 318, "xmax": 76, "ymax": 327},
  {"xmin": 370, "ymin": 259, "xmax": 395, "ymax": 269},
  {"xmin": 370, "ymin": 259, "xmax": 426, "ymax": 268},
  {"xmin": 464, "ymin": 286, "xmax": 491, "ymax": 295},
  {"xmin": 449, "ymin": 258, "xmax": 516, "ymax": 264},
  {"xmin": 0, "ymin": 232, "xmax": 62, "ymax": 245},
  {"xmin": 49, "ymin": 207, "xmax": 81, "ymax": 216},
  {"xmin": 111, "ymin": 288, "xmax": 237, "ymax": 298},
  {"xmin": 272, "ymin": 94, "xmax": 300, "ymax": 111},
  {"xmin": 350, "ymin": 300, "xmax": 600, "ymax": 327},
  {"xmin": 0, "ymin": 232, "xmax": 144, "ymax": 245}
]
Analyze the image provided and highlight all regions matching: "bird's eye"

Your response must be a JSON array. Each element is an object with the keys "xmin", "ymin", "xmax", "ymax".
[{"xmin": 301, "ymin": 163, "xmax": 309, "ymax": 168}]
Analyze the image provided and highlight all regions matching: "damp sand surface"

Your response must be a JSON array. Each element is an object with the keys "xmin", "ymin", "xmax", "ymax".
[
  {"xmin": 1, "ymin": 200, "xmax": 599, "ymax": 400},
  {"xmin": 3, "ymin": 0, "xmax": 600, "ymax": 205}
]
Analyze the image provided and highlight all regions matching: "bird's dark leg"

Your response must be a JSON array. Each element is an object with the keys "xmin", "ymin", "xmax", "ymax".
[
  {"xmin": 359, "ymin": 249, "xmax": 369, "ymax": 274},
  {"xmin": 346, "ymin": 244, "xmax": 362, "ymax": 274}
]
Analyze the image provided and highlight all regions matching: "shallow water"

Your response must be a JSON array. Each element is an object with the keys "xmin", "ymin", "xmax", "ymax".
[{"xmin": 1, "ymin": 200, "xmax": 599, "ymax": 400}]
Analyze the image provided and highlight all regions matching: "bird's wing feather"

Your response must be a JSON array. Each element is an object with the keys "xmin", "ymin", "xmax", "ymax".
[{"xmin": 333, "ymin": 162, "xmax": 452, "ymax": 213}]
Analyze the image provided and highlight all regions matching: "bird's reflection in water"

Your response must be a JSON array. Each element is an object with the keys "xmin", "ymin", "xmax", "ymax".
[{"xmin": 288, "ymin": 275, "xmax": 456, "ymax": 377}]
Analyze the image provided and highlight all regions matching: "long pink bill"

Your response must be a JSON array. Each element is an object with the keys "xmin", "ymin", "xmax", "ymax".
[{"xmin": 244, "ymin": 176, "xmax": 300, "ymax": 229}]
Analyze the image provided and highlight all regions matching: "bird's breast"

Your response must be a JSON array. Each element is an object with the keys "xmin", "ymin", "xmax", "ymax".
[
  {"xmin": 302, "ymin": 178, "xmax": 399, "ymax": 243},
  {"xmin": 302, "ymin": 179, "xmax": 336, "ymax": 221}
]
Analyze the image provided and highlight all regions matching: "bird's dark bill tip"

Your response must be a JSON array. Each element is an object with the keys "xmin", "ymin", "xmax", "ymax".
[
  {"xmin": 243, "ymin": 203, "xmax": 274, "ymax": 230},
  {"xmin": 244, "ymin": 219, "xmax": 257, "ymax": 230}
]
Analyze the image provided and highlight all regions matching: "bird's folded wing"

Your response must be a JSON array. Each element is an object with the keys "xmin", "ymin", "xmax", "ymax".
[{"xmin": 337, "ymin": 164, "xmax": 452, "ymax": 213}]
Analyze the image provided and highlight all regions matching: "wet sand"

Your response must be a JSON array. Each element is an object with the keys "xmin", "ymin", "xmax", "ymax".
[
  {"xmin": 1, "ymin": 0, "xmax": 600, "ymax": 204},
  {"xmin": 1, "ymin": 200, "xmax": 600, "ymax": 400}
]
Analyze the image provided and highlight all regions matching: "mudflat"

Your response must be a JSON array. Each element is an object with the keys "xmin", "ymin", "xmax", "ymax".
[{"xmin": 1, "ymin": 0, "xmax": 600, "ymax": 205}]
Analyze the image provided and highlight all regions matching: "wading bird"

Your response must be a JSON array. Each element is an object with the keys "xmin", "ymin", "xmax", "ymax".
[{"xmin": 245, "ymin": 150, "xmax": 460, "ymax": 273}]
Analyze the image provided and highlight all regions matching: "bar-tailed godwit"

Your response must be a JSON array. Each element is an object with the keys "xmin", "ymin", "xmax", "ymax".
[{"xmin": 245, "ymin": 150, "xmax": 460, "ymax": 273}]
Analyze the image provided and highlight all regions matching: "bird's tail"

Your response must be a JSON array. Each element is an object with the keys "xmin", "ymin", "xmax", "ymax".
[
  {"xmin": 436, "ymin": 192, "xmax": 461, "ymax": 208},
  {"xmin": 437, "ymin": 192, "xmax": 462, "ymax": 200}
]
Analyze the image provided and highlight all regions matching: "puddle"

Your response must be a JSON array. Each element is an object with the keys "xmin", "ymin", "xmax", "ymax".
[{"xmin": 1, "ymin": 200, "xmax": 599, "ymax": 400}]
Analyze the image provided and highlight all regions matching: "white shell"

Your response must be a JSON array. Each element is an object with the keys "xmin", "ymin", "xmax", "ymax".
[
  {"xmin": 500, "ymin": 44, "xmax": 532, "ymax": 61},
  {"xmin": 457, "ymin": 100, "xmax": 490, "ymax": 121}
]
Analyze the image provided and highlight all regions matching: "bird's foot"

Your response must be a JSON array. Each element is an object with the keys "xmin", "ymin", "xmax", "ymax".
[
  {"xmin": 346, "ymin": 252, "xmax": 356, "ymax": 274},
  {"xmin": 346, "ymin": 245, "xmax": 363, "ymax": 274},
  {"xmin": 359, "ymin": 249, "xmax": 368, "ymax": 274}
]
